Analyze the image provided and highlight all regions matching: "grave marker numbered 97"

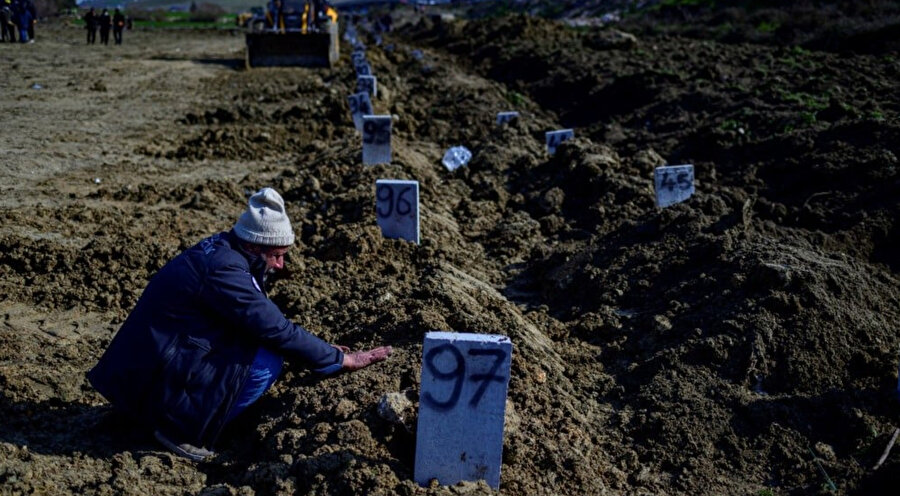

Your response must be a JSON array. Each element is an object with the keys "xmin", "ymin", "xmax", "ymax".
[
  {"xmin": 357, "ymin": 75, "xmax": 377, "ymax": 98},
  {"xmin": 654, "ymin": 164, "xmax": 695, "ymax": 208},
  {"xmin": 414, "ymin": 332, "xmax": 512, "ymax": 489},
  {"xmin": 375, "ymin": 179, "xmax": 419, "ymax": 244},
  {"xmin": 362, "ymin": 115, "xmax": 391, "ymax": 165},
  {"xmin": 496, "ymin": 111, "xmax": 519, "ymax": 125},
  {"xmin": 545, "ymin": 129, "xmax": 574, "ymax": 155},
  {"xmin": 347, "ymin": 92, "xmax": 374, "ymax": 132}
]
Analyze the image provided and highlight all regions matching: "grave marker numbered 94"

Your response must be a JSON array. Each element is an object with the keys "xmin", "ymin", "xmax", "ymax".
[
  {"xmin": 357, "ymin": 75, "xmax": 377, "ymax": 98},
  {"xmin": 375, "ymin": 179, "xmax": 419, "ymax": 244},
  {"xmin": 362, "ymin": 115, "xmax": 391, "ymax": 165},
  {"xmin": 347, "ymin": 92, "xmax": 374, "ymax": 132},
  {"xmin": 545, "ymin": 129, "xmax": 574, "ymax": 155},
  {"xmin": 414, "ymin": 332, "xmax": 512, "ymax": 489},
  {"xmin": 654, "ymin": 164, "xmax": 695, "ymax": 208}
]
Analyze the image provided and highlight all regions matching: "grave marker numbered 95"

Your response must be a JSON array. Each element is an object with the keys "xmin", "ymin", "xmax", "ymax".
[
  {"xmin": 414, "ymin": 332, "xmax": 512, "ymax": 489},
  {"xmin": 545, "ymin": 129, "xmax": 574, "ymax": 155},
  {"xmin": 654, "ymin": 164, "xmax": 695, "ymax": 208},
  {"xmin": 357, "ymin": 75, "xmax": 377, "ymax": 98},
  {"xmin": 347, "ymin": 92, "xmax": 374, "ymax": 132},
  {"xmin": 496, "ymin": 111, "xmax": 519, "ymax": 125},
  {"xmin": 375, "ymin": 179, "xmax": 419, "ymax": 244},
  {"xmin": 362, "ymin": 115, "xmax": 391, "ymax": 165}
]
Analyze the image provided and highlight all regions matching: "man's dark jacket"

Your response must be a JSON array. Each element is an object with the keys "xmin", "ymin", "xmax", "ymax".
[{"xmin": 87, "ymin": 231, "xmax": 343, "ymax": 446}]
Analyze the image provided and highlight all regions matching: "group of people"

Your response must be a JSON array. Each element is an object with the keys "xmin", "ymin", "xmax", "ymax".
[
  {"xmin": 82, "ymin": 7, "xmax": 127, "ymax": 45},
  {"xmin": 0, "ymin": 0, "xmax": 37, "ymax": 43}
]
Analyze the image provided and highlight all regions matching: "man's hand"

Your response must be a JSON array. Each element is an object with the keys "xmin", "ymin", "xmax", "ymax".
[{"xmin": 341, "ymin": 346, "xmax": 393, "ymax": 371}]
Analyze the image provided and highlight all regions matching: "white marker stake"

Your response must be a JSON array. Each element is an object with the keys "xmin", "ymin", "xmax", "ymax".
[
  {"xmin": 654, "ymin": 164, "xmax": 695, "ymax": 208},
  {"xmin": 496, "ymin": 111, "xmax": 519, "ymax": 125},
  {"xmin": 545, "ymin": 129, "xmax": 574, "ymax": 155},
  {"xmin": 347, "ymin": 92, "xmax": 374, "ymax": 132},
  {"xmin": 357, "ymin": 75, "xmax": 377, "ymax": 98},
  {"xmin": 375, "ymin": 179, "xmax": 419, "ymax": 244},
  {"xmin": 362, "ymin": 115, "xmax": 391, "ymax": 165},
  {"xmin": 414, "ymin": 332, "xmax": 512, "ymax": 489}
]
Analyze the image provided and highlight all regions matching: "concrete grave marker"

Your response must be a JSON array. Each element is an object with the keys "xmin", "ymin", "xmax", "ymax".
[
  {"xmin": 496, "ymin": 111, "xmax": 519, "ymax": 125},
  {"xmin": 414, "ymin": 332, "xmax": 512, "ymax": 489},
  {"xmin": 654, "ymin": 164, "xmax": 695, "ymax": 208},
  {"xmin": 545, "ymin": 129, "xmax": 574, "ymax": 155},
  {"xmin": 357, "ymin": 75, "xmax": 377, "ymax": 98},
  {"xmin": 355, "ymin": 62, "xmax": 372, "ymax": 76},
  {"xmin": 347, "ymin": 92, "xmax": 374, "ymax": 132},
  {"xmin": 362, "ymin": 115, "xmax": 391, "ymax": 165},
  {"xmin": 375, "ymin": 179, "xmax": 419, "ymax": 244}
]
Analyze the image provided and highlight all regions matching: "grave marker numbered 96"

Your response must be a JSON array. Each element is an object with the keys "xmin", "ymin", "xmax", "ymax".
[
  {"xmin": 375, "ymin": 179, "xmax": 419, "ymax": 244},
  {"xmin": 414, "ymin": 332, "xmax": 512, "ymax": 489},
  {"xmin": 347, "ymin": 92, "xmax": 374, "ymax": 132},
  {"xmin": 496, "ymin": 111, "xmax": 519, "ymax": 125},
  {"xmin": 545, "ymin": 129, "xmax": 574, "ymax": 155},
  {"xmin": 362, "ymin": 115, "xmax": 391, "ymax": 165},
  {"xmin": 654, "ymin": 164, "xmax": 695, "ymax": 208},
  {"xmin": 357, "ymin": 75, "xmax": 377, "ymax": 98}
]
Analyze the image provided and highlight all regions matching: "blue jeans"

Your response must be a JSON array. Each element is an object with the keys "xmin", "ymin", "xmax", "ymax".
[{"xmin": 225, "ymin": 347, "xmax": 283, "ymax": 423}]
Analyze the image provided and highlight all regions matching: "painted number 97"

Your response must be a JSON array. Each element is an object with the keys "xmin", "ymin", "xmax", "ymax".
[
  {"xmin": 422, "ymin": 344, "xmax": 508, "ymax": 412},
  {"xmin": 376, "ymin": 185, "xmax": 412, "ymax": 218}
]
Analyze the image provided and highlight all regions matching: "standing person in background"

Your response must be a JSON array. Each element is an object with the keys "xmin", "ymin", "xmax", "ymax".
[
  {"xmin": 12, "ymin": 0, "xmax": 32, "ymax": 43},
  {"xmin": 98, "ymin": 8, "xmax": 110, "ymax": 45},
  {"xmin": 87, "ymin": 187, "xmax": 392, "ymax": 461},
  {"xmin": 83, "ymin": 7, "xmax": 97, "ymax": 44},
  {"xmin": 112, "ymin": 8, "xmax": 124, "ymax": 45},
  {"xmin": 1, "ymin": 0, "xmax": 13, "ymax": 43},
  {"xmin": 23, "ymin": 0, "xmax": 33, "ymax": 40}
]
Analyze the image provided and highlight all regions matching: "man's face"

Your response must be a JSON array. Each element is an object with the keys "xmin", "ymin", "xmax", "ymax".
[{"xmin": 260, "ymin": 246, "xmax": 290, "ymax": 273}]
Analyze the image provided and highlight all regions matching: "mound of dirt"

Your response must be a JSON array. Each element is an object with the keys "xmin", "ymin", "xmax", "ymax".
[{"xmin": 0, "ymin": 10, "xmax": 898, "ymax": 496}]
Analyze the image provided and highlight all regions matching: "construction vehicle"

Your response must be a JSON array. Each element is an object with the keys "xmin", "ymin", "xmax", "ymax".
[{"xmin": 245, "ymin": 0, "xmax": 339, "ymax": 68}]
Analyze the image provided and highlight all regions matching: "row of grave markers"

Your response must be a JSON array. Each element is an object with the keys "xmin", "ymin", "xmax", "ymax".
[
  {"xmin": 344, "ymin": 30, "xmax": 513, "ymax": 489},
  {"xmin": 340, "ymin": 24, "xmax": 693, "ymax": 490}
]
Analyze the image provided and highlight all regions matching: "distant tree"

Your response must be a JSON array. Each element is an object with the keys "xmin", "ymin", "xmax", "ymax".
[
  {"xmin": 33, "ymin": 0, "xmax": 77, "ymax": 17},
  {"xmin": 190, "ymin": 1, "xmax": 197, "ymax": 13},
  {"xmin": 188, "ymin": 2, "xmax": 224, "ymax": 22}
]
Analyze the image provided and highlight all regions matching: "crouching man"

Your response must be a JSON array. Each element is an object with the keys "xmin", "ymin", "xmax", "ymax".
[{"xmin": 87, "ymin": 187, "xmax": 392, "ymax": 461}]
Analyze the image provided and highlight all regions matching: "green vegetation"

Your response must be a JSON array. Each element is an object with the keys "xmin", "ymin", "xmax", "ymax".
[
  {"xmin": 756, "ymin": 20, "xmax": 779, "ymax": 33},
  {"xmin": 73, "ymin": 11, "xmax": 238, "ymax": 30},
  {"xmin": 757, "ymin": 490, "xmax": 775, "ymax": 496},
  {"xmin": 506, "ymin": 91, "xmax": 526, "ymax": 106}
]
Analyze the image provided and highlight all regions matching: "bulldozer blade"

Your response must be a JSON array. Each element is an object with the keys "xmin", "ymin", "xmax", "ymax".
[{"xmin": 246, "ymin": 22, "xmax": 339, "ymax": 68}]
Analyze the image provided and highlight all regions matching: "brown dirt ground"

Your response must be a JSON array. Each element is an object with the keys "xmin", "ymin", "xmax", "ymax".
[{"xmin": 1, "ymin": 7, "xmax": 899, "ymax": 496}]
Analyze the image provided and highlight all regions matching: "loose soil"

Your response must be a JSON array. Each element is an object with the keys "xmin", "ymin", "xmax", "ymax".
[{"xmin": 0, "ymin": 6, "xmax": 898, "ymax": 496}]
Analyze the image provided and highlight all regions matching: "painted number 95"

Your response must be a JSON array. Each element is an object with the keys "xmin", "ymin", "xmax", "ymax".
[{"xmin": 363, "ymin": 119, "xmax": 390, "ymax": 146}]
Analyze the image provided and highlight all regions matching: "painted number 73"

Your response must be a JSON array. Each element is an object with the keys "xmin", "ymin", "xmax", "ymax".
[{"xmin": 422, "ymin": 344, "xmax": 508, "ymax": 412}]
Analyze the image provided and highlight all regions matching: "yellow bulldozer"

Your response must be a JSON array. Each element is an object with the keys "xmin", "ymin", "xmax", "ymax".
[{"xmin": 245, "ymin": 0, "xmax": 339, "ymax": 68}]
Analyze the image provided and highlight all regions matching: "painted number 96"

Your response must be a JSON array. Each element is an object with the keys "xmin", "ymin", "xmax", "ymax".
[
  {"xmin": 422, "ymin": 344, "xmax": 508, "ymax": 412},
  {"xmin": 376, "ymin": 185, "xmax": 412, "ymax": 218}
]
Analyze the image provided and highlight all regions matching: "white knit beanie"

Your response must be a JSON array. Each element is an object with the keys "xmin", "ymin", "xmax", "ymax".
[{"xmin": 233, "ymin": 187, "xmax": 295, "ymax": 247}]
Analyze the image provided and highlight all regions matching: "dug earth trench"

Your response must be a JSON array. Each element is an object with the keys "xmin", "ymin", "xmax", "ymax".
[{"xmin": 0, "ymin": 10, "xmax": 898, "ymax": 496}]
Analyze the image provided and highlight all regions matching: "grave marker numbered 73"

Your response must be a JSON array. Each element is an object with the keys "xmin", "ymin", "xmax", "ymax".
[
  {"xmin": 654, "ymin": 164, "xmax": 695, "ymax": 208},
  {"xmin": 375, "ymin": 179, "xmax": 419, "ymax": 244},
  {"xmin": 414, "ymin": 332, "xmax": 512, "ymax": 489},
  {"xmin": 357, "ymin": 75, "xmax": 377, "ymax": 98}
]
